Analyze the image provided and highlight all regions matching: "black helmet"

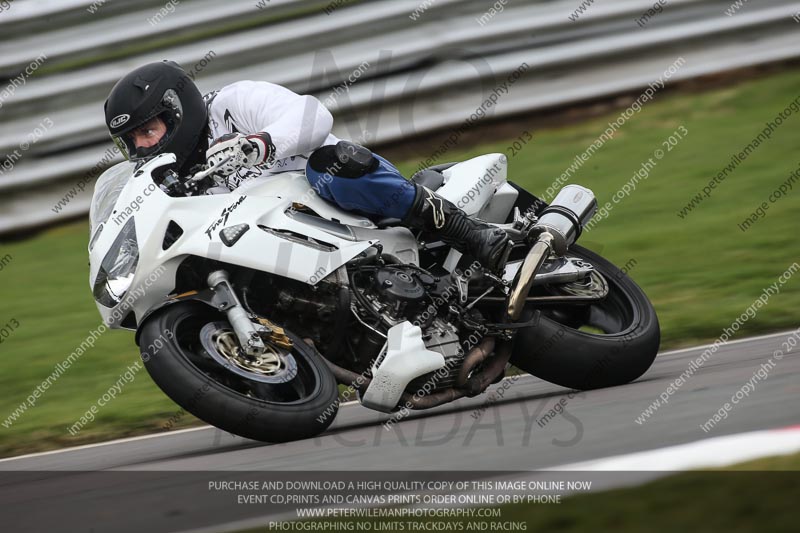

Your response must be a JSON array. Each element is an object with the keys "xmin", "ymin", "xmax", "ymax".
[{"xmin": 104, "ymin": 60, "xmax": 208, "ymax": 171}]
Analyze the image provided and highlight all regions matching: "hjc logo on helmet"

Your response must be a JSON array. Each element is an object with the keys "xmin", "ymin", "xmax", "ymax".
[{"xmin": 110, "ymin": 114, "xmax": 130, "ymax": 129}]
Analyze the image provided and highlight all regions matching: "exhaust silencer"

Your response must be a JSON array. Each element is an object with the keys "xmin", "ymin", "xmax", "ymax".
[
  {"xmin": 535, "ymin": 185, "xmax": 597, "ymax": 255},
  {"xmin": 508, "ymin": 184, "xmax": 597, "ymax": 320}
]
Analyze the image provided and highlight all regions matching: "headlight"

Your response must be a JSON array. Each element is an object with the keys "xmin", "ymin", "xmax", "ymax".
[{"xmin": 93, "ymin": 218, "xmax": 139, "ymax": 307}]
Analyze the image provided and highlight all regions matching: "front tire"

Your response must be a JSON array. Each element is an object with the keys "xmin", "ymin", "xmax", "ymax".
[
  {"xmin": 139, "ymin": 302, "xmax": 339, "ymax": 442},
  {"xmin": 510, "ymin": 245, "xmax": 660, "ymax": 390}
]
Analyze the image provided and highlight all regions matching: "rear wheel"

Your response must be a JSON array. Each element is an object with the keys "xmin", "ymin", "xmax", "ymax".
[
  {"xmin": 510, "ymin": 245, "xmax": 660, "ymax": 390},
  {"xmin": 139, "ymin": 302, "xmax": 339, "ymax": 442}
]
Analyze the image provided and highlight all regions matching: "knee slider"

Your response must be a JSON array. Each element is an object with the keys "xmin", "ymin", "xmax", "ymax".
[{"xmin": 308, "ymin": 141, "xmax": 378, "ymax": 178}]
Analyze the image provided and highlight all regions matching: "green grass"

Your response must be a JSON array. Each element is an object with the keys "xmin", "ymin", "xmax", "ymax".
[
  {"xmin": 1, "ymin": 68, "xmax": 799, "ymax": 457},
  {"xmin": 394, "ymin": 69, "xmax": 800, "ymax": 348}
]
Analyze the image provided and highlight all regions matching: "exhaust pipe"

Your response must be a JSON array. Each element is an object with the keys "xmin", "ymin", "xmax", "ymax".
[
  {"xmin": 507, "ymin": 185, "xmax": 597, "ymax": 320},
  {"xmin": 455, "ymin": 337, "xmax": 496, "ymax": 388},
  {"xmin": 535, "ymin": 184, "xmax": 597, "ymax": 255}
]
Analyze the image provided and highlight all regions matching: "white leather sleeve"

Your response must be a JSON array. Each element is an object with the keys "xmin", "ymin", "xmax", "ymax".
[{"xmin": 207, "ymin": 80, "xmax": 334, "ymax": 168}]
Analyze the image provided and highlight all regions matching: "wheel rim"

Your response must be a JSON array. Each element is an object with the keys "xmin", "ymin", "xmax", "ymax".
[
  {"xmin": 199, "ymin": 322, "xmax": 298, "ymax": 384},
  {"xmin": 539, "ymin": 254, "xmax": 639, "ymax": 336},
  {"xmin": 173, "ymin": 313, "xmax": 322, "ymax": 405}
]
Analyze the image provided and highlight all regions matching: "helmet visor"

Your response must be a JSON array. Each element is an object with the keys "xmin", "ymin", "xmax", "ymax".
[{"xmin": 110, "ymin": 89, "xmax": 184, "ymax": 161}]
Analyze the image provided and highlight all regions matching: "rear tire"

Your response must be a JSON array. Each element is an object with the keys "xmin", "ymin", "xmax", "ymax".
[
  {"xmin": 510, "ymin": 245, "xmax": 660, "ymax": 390},
  {"xmin": 139, "ymin": 302, "xmax": 339, "ymax": 442}
]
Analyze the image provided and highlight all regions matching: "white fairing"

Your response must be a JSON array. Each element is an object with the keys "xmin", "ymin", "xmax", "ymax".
[
  {"xmin": 89, "ymin": 154, "xmax": 418, "ymax": 329},
  {"xmin": 360, "ymin": 322, "xmax": 445, "ymax": 413},
  {"xmin": 437, "ymin": 153, "xmax": 517, "ymax": 222},
  {"xmin": 435, "ymin": 153, "xmax": 518, "ymax": 271},
  {"xmin": 89, "ymin": 152, "xmax": 518, "ymax": 330}
]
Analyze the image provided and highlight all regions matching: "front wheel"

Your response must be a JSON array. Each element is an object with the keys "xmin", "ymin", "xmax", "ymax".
[
  {"xmin": 510, "ymin": 245, "xmax": 660, "ymax": 390},
  {"xmin": 139, "ymin": 302, "xmax": 339, "ymax": 442}
]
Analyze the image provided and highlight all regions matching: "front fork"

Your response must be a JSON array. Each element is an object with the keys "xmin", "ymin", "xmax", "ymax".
[{"xmin": 207, "ymin": 270, "xmax": 271, "ymax": 356}]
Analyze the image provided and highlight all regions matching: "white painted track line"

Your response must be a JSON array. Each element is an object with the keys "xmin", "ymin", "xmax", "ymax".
[{"xmin": 549, "ymin": 426, "xmax": 800, "ymax": 471}]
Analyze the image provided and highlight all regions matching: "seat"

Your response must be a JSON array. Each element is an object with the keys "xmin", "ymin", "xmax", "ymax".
[
  {"xmin": 410, "ymin": 161, "xmax": 457, "ymax": 191},
  {"xmin": 410, "ymin": 169, "xmax": 445, "ymax": 191}
]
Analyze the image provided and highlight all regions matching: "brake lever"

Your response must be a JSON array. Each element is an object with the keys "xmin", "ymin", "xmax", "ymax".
[
  {"xmin": 187, "ymin": 154, "xmax": 234, "ymax": 183},
  {"xmin": 165, "ymin": 154, "xmax": 237, "ymax": 196}
]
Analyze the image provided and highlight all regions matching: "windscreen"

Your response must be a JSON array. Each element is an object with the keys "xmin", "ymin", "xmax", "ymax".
[{"xmin": 89, "ymin": 161, "xmax": 137, "ymax": 232}]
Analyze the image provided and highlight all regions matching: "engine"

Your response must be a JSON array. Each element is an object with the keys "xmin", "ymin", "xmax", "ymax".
[
  {"xmin": 350, "ymin": 265, "xmax": 466, "ymax": 389},
  {"xmin": 370, "ymin": 265, "xmax": 433, "ymax": 323}
]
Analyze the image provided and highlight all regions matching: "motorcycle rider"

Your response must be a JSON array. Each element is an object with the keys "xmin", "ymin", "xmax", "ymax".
[{"xmin": 103, "ymin": 60, "xmax": 511, "ymax": 272}]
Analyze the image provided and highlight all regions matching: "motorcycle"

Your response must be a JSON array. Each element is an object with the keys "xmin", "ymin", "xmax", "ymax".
[{"xmin": 88, "ymin": 151, "xmax": 659, "ymax": 442}]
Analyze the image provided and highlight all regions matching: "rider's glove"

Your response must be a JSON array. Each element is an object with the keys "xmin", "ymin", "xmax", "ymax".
[
  {"xmin": 244, "ymin": 132, "xmax": 276, "ymax": 167},
  {"xmin": 205, "ymin": 132, "xmax": 276, "ymax": 176}
]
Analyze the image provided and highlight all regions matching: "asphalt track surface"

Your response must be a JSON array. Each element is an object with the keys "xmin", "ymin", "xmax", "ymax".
[{"xmin": 1, "ymin": 331, "xmax": 798, "ymax": 532}]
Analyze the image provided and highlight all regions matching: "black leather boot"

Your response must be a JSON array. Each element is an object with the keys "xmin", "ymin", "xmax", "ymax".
[{"xmin": 402, "ymin": 184, "xmax": 511, "ymax": 274}]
